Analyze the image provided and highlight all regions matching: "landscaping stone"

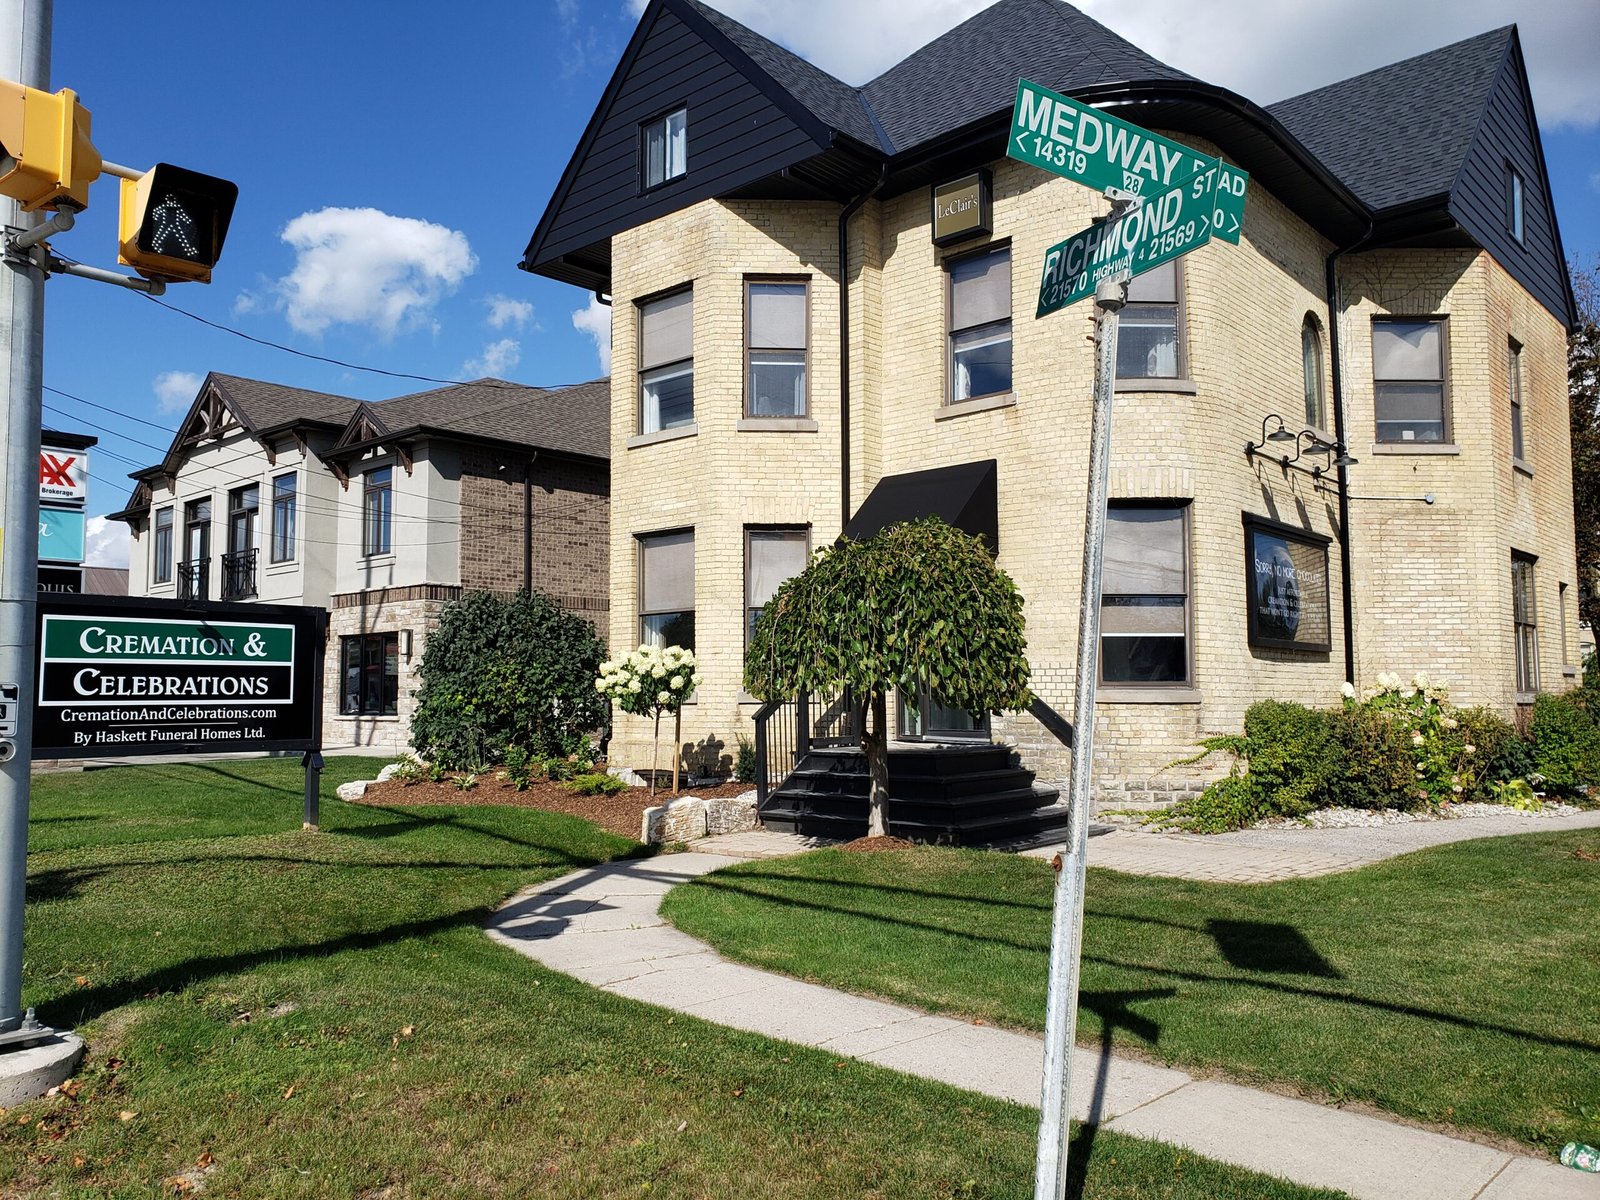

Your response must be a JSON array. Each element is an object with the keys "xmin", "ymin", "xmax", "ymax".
[
  {"xmin": 335, "ymin": 780, "xmax": 368, "ymax": 801},
  {"xmin": 641, "ymin": 790, "xmax": 759, "ymax": 844}
]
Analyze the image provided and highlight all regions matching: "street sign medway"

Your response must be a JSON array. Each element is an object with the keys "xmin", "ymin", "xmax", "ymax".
[
  {"xmin": 1036, "ymin": 161, "xmax": 1220, "ymax": 317},
  {"xmin": 32, "ymin": 594, "xmax": 325, "ymax": 759},
  {"xmin": 1008, "ymin": 78, "xmax": 1247, "ymax": 244}
]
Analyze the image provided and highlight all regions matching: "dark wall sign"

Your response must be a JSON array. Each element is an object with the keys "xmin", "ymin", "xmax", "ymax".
[
  {"xmin": 33, "ymin": 595, "xmax": 325, "ymax": 759},
  {"xmin": 38, "ymin": 566, "xmax": 84, "ymax": 594},
  {"xmin": 932, "ymin": 169, "xmax": 992, "ymax": 246},
  {"xmin": 1243, "ymin": 515, "xmax": 1332, "ymax": 653}
]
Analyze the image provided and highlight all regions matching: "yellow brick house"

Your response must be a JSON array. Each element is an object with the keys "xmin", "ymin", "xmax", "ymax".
[{"xmin": 521, "ymin": 0, "xmax": 1579, "ymax": 839}]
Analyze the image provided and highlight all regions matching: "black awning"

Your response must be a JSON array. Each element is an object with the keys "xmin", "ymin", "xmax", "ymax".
[{"xmin": 842, "ymin": 459, "xmax": 998, "ymax": 553}]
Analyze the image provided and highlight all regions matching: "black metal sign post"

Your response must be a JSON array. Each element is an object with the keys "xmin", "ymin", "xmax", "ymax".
[{"xmin": 301, "ymin": 608, "xmax": 327, "ymax": 831}]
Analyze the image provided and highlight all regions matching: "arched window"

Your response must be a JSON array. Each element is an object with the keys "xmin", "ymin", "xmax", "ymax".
[{"xmin": 1302, "ymin": 316, "xmax": 1327, "ymax": 430}]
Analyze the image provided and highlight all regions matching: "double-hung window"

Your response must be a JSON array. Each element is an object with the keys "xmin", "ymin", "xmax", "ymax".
[
  {"xmin": 1302, "ymin": 316, "xmax": 1327, "ymax": 430},
  {"xmin": 745, "ymin": 527, "xmax": 809, "ymax": 645},
  {"xmin": 341, "ymin": 633, "xmax": 398, "ymax": 716},
  {"xmin": 947, "ymin": 245, "xmax": 1012, "ymax": 403},
  {"xmin": 639, "ymin": 289, "xmax": 694, "ymax": 434},
  {"xmin": 1372, "ymin": 318, "xmax": 1448, "ymax": 443},
  {"xmin": 153, "ymin": 506, "xmax": 174, "ymax": 585},
  {"xmin": 271, "ymin": 473, "xmax": 297, "ymax": 563},
  {"xmin": 362, "ymin": 466, "xmax": 392, "ymax": 557},
  {"xmin": 1508, "ymin": 339, "xmax": 1527, "ymax": 463},
  {"xmin": 1100, "ymin": 504, "xmax": 1190, "ymax": 685},
  {"xmin": 638, "ymin": 529, "xmax": 695, "ymax": 650},
  {"xmin": 1118, "ymin": 260, "xmax": 1182, "ymax": 380},
  {"xmin": 1512, "ymin": 553, "xmax": 1538, "ymax": 695},
  {"xmin": 746, "ymin": 281, "xmax": 808, "ymax": 417},
  {"xmin": 642, "ymin": 107, "xmax": 686, "ymax": 189}
]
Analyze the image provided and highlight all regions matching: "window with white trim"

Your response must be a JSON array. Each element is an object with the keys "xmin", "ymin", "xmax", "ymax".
[
  {"xmin": 642, "ymin": 107, "xmax": 686, "ymax": 189},
  {"xmin": 639, "ymin": 289, "xmax": 694, "ymax": 434},
  {"xmin": 746, "ymin": 281, "xmax": 808, "ymax": 418},
  {"xmin": 1100, "ymin": 504, "xmax": 1190, "ymax": 685},
  {"xmin": 946, "ymin": 245, "xmax": 1012, "ymax": 403},
  {"xmin": 1373, "ymin": 317, "xmax": 1448, "ymax": 444},
  {"xmin": 1118, "ymin": 260, "xmax": 1183, "ymax": 380},
  {"xmin": 639, "ymin": 529, "xmax": 695, "ymax": 650}
]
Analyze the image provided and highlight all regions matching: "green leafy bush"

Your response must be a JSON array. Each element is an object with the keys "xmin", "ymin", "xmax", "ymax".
[
  {"xmin": 1327, "ymin": 705, "xmax": 1417, "ymax": 809},
  {"xmin": 563, "ymin": 772, "xmax": 628, "ymax": 797},
  {"xmin": 1530, "ymin": 691, "xmax": 1600, "ymax": 792},
  {"xmin": 1446, "ymin": 707, "xmax": 1519, "ymax": 799},
  {"xmin": 503, "ymin": 745, "xmax": 535, "ymax": 791},
  {"xmin": 412, "ymin": 590, "xmax": 607, "ymax": 770},
  {"xmin": 734, "ymin": 734, "xmax": 757, "ymax": 785}
]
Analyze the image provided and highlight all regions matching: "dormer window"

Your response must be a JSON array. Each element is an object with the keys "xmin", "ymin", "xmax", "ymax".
[{"xmin": 642, "ymin": 107, "xmax": 687, "ymax": 190}]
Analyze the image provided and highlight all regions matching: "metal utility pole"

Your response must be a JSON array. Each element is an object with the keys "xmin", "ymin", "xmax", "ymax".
[
  {"xmin": 0, "ymin": 0, "xmax": 48, "ymax": 1038},
  {"xmin": 1034, "ymin": 270, "xmax": 1127, "ymax": 1199}
]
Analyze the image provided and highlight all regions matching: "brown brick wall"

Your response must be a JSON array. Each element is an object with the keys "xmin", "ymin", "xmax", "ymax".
[{"xmin": 458, "ymin": 448, "xmax": 610, "ymax": 640}]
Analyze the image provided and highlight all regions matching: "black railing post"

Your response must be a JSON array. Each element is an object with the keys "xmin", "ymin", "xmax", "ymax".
[
  {"xmin": 796, "ymin": 690, "xmax": 811, "ymax": 760},
  {"xmin": 753, "ymin": 704, "xmax": 771, "ymax": 806}
]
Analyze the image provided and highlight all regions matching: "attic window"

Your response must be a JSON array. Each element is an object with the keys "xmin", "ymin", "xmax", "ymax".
[
  {"xmin": 643, "ymin": 108, "xmax": 687, "ymax": 190},
  {"xmin": 1506, "ymin": 164, "xmax": 1524, "ymax": 243}
]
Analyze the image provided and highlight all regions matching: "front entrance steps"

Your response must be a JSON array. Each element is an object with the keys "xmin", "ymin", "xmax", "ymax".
[{"xmin": 757, "ymin": 742, "xmax": 1069, "ymax": 847}]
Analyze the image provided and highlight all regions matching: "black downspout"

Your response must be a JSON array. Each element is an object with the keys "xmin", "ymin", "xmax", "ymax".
[
  {"xmin": 837, "ymin": 168, "xmax": 888, "ymax": 533},
  {"xmin": 1325, "ymin": 226, "xmax": 1375, "ymax": 686}
]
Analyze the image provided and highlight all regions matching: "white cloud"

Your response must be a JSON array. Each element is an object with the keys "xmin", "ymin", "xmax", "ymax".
[
  {"xmin": 675, "ymin": 1, "xmax": 1599, "ymax": 128},
  {"xmin": 485, "ymin": 294, "xmax": 535, "ymax": 330},
  {"xmin": 84, "ymin": 516, "xmax": 129, "ymax": 569},
  {"xmin": 463, "ymin": 337, "xmax": 522, "ymax": 378},
  {"xmin": 152, "ymin": 370, "xmax": 202, "ymax": 415},
  {"xmin": 572, "ymin": 295, "xmax": 612, "ymax": 373},
  {"xmin": 266, "ymin": 207, "xmax": 477, "ymax": 337}
]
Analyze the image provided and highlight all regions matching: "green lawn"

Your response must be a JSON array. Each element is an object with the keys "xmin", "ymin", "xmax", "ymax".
[
  {"xmin": 662, "ymin": 834, "xmax": 1600, "ymax": 1153},
  {"xmin": 2, "ymin": 760, "xmax": 1347, "ymax": 1200}
]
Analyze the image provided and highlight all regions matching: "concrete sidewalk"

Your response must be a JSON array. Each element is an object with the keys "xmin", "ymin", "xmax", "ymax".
[
  {"xmin": 1023, "ymin": 809, "xmax": 1600, "ymax": 883},
  {"xmin": 485, "ymin": 851, "xmax": 1599, "ymax": 1200}
]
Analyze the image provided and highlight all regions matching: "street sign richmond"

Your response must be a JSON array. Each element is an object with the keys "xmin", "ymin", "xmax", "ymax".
[
  {"xmin": 1036, "ymin": 161, "xmax": 1219, "ymax": 316},
  {"xmin": 32, "ymin": 595, "xmax": 324, "ymax": 759},
  {"xmin": 1009, "ymin": 78, "xmax": 1247, "ymax": 243}
]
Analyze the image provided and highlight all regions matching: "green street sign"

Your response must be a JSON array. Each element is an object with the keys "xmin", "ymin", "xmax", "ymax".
[
  {"xmin": 1009, "ymin": 78, "xmax": 1248, "ymax": 244},
  {"xmin": 1036, "ymin": 162, "xmax": 1219, "ymax": 317}
]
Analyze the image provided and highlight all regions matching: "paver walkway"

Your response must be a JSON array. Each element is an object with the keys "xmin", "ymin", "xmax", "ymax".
[
  {"xmin": 485, "ymin": 848, "xmax": 1599, "ymax": 1200},
  {"xmin": 1020, "ymin": 809, "xmax": 1600, "ymax": 882}
]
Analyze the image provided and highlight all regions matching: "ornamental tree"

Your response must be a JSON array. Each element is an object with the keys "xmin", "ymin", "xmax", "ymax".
[
  {"xmin": 597, "ymin": 644, "xmax": 702, "ymax": 794},
  {"xmin": 745, "ymin": 517, "xmax": 1031, "ymax": 837}
]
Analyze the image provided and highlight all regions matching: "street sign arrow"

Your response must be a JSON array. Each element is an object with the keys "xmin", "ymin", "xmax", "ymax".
[
  {"xmin": 1037, "ymin": 161, "xmax": 1220, "ymax": 317},
  {"xmin": 1009, "ymin": 78, "xmax": 1248, "ymax": 244}
]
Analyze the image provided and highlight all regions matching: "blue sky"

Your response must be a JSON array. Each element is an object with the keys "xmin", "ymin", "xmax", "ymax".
[{"xmin": 43, "ymin": 0, "xmax": 1600, "ymax": 565}]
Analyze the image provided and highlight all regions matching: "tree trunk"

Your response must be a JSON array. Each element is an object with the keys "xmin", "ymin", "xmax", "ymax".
[
  {"xmin": 860, "ymin": 688, "xmax": 891, "ymax": 839},
  {"xmin": 672, "ymin": 706, "xmax": 682, "ymax": 795},
  {"xmin": 650, "ymin": 708, "xmax": 661, "ymax": 800}
]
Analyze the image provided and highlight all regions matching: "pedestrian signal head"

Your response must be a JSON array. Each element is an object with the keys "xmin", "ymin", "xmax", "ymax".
[
  {"xmin": 117, "ymin": 163, "xmax": 237, "ymax": 284},
  {"xmin": 0, "ymin": 81, "xmax": 101, "ymax": 211}
]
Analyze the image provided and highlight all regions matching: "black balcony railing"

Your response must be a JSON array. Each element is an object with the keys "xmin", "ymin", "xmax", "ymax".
[
  {"xmin": 177, "ymin": 558, "xmax": 209, "ymax": 601},
  {"xmin": 221, "ymin": 548, "xmax": 258, "ymax": 600}
]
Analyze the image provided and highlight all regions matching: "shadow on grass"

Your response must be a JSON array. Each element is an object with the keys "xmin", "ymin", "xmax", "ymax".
[
  {"xmin": 684, "ymin": 873, "xmax": 1600, "ymax": 1057},
  {"xmin": 35, "ymin": 906, "xmax": 492, "ymax": 1029},
  {"xmin": 1206, "ymin": 920, "xmax": 1343, "ymax": 979}
]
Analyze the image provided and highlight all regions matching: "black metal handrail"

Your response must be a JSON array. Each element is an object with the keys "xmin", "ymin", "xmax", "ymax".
[
  {"xmin": 1027, "ymin": 695, "xmax": 1075, "ymax": 749},
  {"xmin": 177, "ymin": 557, "xmax": 209, "ymax": 601},
  {"xmin": 221, "ymin": 548, "xmax": 258, "ymax": 600},
  {"xmin": 752, "ymin": 688, "xmax": 856, "ymax": 806}
]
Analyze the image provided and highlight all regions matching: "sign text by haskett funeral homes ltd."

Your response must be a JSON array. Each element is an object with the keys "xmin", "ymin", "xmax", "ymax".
[
  {"xmin": 1008, "ymin": 78, "xmax": 1248, "ymax": 243},
  {"xmin": 1036, "ymin": 161, "xmax": 1222, "ymax": 316},
  {"xmin": 32, "ymin": 599, "xmax": 322, "ymax": 758}
]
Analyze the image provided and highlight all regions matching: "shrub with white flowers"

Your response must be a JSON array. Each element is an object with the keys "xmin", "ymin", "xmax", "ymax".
[{"xmin": 595, "ymin": 645, "xmax": 702, "ymax": 792}]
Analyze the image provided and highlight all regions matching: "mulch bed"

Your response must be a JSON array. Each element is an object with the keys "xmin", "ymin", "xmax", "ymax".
[{"xmin": 356, "ymin": 774, "xmax": 755, "ymax": 841}]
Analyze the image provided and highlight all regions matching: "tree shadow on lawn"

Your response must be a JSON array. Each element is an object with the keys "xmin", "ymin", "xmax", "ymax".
[
  {"xmin": 684, "ymin": 874, "xmax": 1600, "ymax": 1057},
  {"xmin": 337, "ymin": 806, "xmax": 655, "ymax": 864},
  {"xmin": 35, "ymin": 905, "xmax": 494, "ymax": 1030}
]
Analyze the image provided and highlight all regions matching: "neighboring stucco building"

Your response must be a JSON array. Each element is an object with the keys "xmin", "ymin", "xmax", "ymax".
[
  {"xmin": 112, "ymin": 372, "xmax": 610, "ymax": 755},
  {"xmin": 521, "ymin": 0, "xmax": 1580, "ymax": 818}
]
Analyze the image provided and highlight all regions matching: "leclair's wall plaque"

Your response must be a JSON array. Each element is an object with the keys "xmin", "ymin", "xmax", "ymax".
[
  {"xmin": 1243, "ymin": 515, "xmax": 1332, "ymax": 654},
  {"xmin": 33, "ymin": 594, "xmax": 325, "ymax": 759},
  {"xmin": 932, "ymin": 170, "xmax": 992, "ymax": 246}
]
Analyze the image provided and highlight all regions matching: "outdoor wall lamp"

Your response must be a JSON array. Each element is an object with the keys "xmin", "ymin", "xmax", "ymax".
[
  {"xmin": 1246, "ymin": 414, "xmax": 1357, "ymax": 480},
  {"xmin": 399, "ymin": 629, "xmax": 413, "ymax": 661}
]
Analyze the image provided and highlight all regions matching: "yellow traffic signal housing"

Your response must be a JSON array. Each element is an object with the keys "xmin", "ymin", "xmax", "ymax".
[
  {"xmin": 117, "ymin": 163, "xmax": 238, "ymax": 284},
  {"xmin": 0, "ymin": 80, "xmax": 101, "ymax": 211}
]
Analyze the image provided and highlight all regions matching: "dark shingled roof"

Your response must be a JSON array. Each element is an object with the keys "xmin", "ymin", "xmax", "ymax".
[
  {"xmin": 1267, "ymin": 26, "xmax": 1512, "ymax": 213},
  {"xmin": 208, "ymin": 373, "xmax": 359, "ymax": 431},
  {"xmin": 370, "ymin": 377, "xmax": 611, "ymax": 461},
  {"xmin": 862, "ymin": 0, "xmax": 1194, "ymax": 153},
  {"xmin": 681, "ymin": 0, "xmax": 884, "ymax": 149}
]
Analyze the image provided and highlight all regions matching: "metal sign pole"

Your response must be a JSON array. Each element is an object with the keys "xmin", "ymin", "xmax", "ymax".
[
  {"xmin": 1034, "ymin": 270, "xmax": 1127, "ymax": 1199},
  {"xmin": 0, "ymin": 0, "xmax": 50, "ymax": 1038}
]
